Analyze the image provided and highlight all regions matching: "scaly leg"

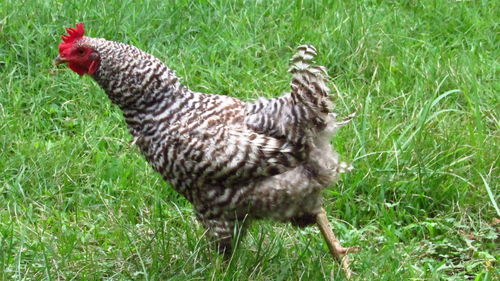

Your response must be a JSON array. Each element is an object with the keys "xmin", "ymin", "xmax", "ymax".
[{"xmin": 316, "ymin": 208, "xmax": 360, "ymax": 279}]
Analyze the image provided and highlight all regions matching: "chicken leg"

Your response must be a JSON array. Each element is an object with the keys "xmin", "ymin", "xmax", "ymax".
[{"xmin": 316, "ymin": 208, "xmax": 360, "ymax": 279}]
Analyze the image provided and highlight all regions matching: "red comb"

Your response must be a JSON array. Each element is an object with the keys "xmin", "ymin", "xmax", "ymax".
[{"xmin": 61, "ymin": 23, "xmax": 85, "ymax": 43}]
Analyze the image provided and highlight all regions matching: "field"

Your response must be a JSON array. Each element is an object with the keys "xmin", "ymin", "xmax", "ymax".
[{"xmin": 0, "ymin": 0, "xmax": 498, "ymax": 280}]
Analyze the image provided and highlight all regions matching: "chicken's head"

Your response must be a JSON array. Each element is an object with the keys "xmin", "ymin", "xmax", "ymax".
[{"xmin": 54, "ymin": 23, "xmax": 100, "ymax": 76}]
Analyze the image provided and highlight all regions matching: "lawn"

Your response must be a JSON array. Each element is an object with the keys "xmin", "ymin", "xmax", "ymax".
[{"xmin": 0, "ymin": 0, "xmax": 498, "ymax": 280}]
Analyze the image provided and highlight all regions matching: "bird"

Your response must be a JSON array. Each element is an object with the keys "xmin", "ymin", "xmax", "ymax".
[{"xmin": 55, "ymin": 23, "xmax": 358, "ymax": 276}]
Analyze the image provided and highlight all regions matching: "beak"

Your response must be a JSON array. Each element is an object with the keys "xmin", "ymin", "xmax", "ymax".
[{"xmin": 53, "ymin": 55, "xmax": 67, "ymax": 66}]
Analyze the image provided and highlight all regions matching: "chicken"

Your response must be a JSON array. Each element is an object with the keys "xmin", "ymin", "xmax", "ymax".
[{"xmin": 55, "ymin": 23, "xmax": 358, "ymax": 276}]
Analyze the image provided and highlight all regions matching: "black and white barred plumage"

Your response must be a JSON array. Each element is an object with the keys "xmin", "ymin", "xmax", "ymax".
[{"xmin": 68, "ymin": 36, "xmax": 353, "ymax": 252}]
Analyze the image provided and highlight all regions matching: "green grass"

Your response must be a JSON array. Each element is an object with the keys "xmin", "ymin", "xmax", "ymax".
[{"xmin": 0, "ymin": 0, "xmax": 498, "ymax": 280}]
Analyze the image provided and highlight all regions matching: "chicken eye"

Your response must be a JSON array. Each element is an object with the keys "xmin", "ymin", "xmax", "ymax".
[{"xmin": 77, "ymin": 48, "xmax": 85, "ymax": 55}]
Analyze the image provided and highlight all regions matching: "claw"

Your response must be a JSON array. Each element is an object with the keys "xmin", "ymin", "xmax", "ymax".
[{"xmin": 316, "ymin": 208, "xmax": 359, "ymax": 279}]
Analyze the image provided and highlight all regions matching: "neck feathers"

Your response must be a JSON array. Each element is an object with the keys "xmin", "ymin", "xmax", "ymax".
[
  {"xmin": 86, "ymin": 37, "xmax": 184, "ymax": 112},
  {"xmin": 84, "ymin": 38, "xmax": 196, "ymax": 146}
]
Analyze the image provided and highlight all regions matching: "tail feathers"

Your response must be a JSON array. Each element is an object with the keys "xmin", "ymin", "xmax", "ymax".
[
  {"xmin": 245, "ymin": 45, "xmax": 337, "ymax": 147},
  {"xmin": 287, "ymin": 45, "xmax": 332, "ymax": 128},
  {"xmin": 289, "ymin": 45, "xmax": 328, "ymax": 79}
]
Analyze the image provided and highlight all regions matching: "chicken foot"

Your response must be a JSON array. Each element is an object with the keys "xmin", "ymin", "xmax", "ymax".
[{"xmin": 316, "ymin": 208, "xmax": 360, "ymax": 279}]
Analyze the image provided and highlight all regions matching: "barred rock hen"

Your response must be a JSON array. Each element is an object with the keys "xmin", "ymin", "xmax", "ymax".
[{"xmin": 55, "ymin": 23, "xmax": 358, "ymax": 275}]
